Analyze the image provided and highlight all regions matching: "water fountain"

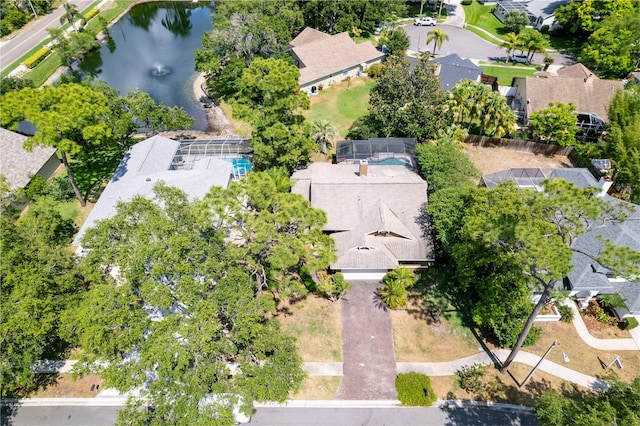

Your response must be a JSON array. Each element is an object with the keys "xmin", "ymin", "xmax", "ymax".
[{"xmin": 150, "ymin": 62, "xmax": 172, "ymax": 77}]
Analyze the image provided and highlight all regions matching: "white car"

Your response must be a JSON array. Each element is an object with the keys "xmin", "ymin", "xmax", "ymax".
[
  {"xmin": 414, "ymin": 17, "xmax": 437, "ymax": 26},
  {"xmin": 510, "ymin": 53, "xmax": 529, "ymax": 63}
]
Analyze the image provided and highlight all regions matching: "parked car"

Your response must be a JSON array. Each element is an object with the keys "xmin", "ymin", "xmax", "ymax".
[
  {"xmin": 414, "ymin": 16, "xmax": 437, "ymax": 26},
  {"xmin": 374, "ymin": 21, "xmax": 393, "ymax": 35},
  {"xmin": 510, "ymin": 53, "xmax": 528, "ymax": 63}
]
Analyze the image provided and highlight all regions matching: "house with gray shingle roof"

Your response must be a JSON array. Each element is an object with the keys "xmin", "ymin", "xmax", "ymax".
[
  {"xmin": 511, "ymin": 64, "xmax": 624, "ymax": 123},
  {"xmin": 73, "ymin": 135, "xmax": 233, "ymax": 250},
  {"xmin": 430, "ymin": 54, "xmax": 484, "ymax": 91},
  {"xmin": 289, "ymin": 27, "xmax": 384, "ymax": 94},
  {"xmin": 291, "ymin": 162, "xmax": 434, "ymax": 280},
  {"xmin": 0, "ymin": 127, "xmax": 59, "ymax": 190},
  {"xmin": 483, "ymin": 167, "xmax": 640, "ymax": 319}
]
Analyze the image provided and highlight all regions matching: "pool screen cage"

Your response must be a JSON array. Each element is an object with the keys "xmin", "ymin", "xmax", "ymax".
[
  {"xmin": 336, "ymin": 138, "xmax": 416, "ymax": 167},
  {"xmin": 171, "ymin": 138, "xmax": 252, "ymax": 170}
]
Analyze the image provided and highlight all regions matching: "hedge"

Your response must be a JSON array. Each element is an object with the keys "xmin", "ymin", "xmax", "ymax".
[
  {"xmin": 24, "ymin": 47, "xmax": 51, "ymax": 69},
  {"xmin": 622, "ymin": 317, "xmax": 639, "ymax": 330},
  {"xmin": 395, "ymin": 373, "xmax": 437, "ymax": 406},
  {"xmin": 83, "ymin": 8, "xmax": 100, "ymax": 22}
]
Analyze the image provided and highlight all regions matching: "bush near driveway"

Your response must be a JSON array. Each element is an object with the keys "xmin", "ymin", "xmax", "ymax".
[{"xmin": 396, "ymin": 373, "xmax": 437, "ymax": 406}]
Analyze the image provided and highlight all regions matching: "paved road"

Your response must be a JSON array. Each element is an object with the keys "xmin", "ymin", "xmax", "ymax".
[
  {"xmin": 2, "ymin": 404, "xmax": 539, "ymax": 426},
  {"xmin": 402, "ymin": 23, "xmax": 575, "ymax": 66},
  {"xmin": 336, "ymin": 280, "xmax": 397, "ymax": 400},
  {"xmin": 0, "ymin": 0, "xmax": 93, "ymax": 73}
]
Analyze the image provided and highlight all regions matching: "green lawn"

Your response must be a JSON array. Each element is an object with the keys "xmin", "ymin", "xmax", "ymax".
[
  {"xmin": 303, "ymin": 77, "xmax": 374, "ymax": 138},
  {"xmin": 463, "ymin": 0, "xmax": 507, "ymax": 40},
  {"xmin": 481, "ymin": 65, "xmax": 537, "ymax": 85}
]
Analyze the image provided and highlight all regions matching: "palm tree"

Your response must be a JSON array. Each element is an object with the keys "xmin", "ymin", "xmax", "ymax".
[
  {"xmin": 518, "ymin": 30, "xmax": 547, "ymax": 63},
  {"xmin": 501, "ymin": 32, "xmax": 520, "ymax": 62},
  {"xmin": 311, "ymin": 119, "xmax": 339, "ymax": 155},
  {"xmin": 426, "ymin": 28, "xmax": 449, "ymax": 56},
  {"xmin": 60, "ymin": 2, "xmax": 81, "ymax": 32}
]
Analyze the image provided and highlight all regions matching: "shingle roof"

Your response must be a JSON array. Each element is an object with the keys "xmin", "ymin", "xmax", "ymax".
[
  {"xmin": 0, "ymin": 127, "xmax": 57, "ymax": 190},
  {"xmin": 74, "ymin": 135, "xmax": 233, "ymax": 248},
  {"xmin": 289, "ymin": 27, "xmax": 330, "ymax": 47},
  {"xmin": 290, "ymin": 29, "xmax": 384, "ymax": 85},
  {"xmin": 430, "ymin": 54, "xmax": 484, "ymax": 91},
  {"xmin": 556, "ymin": 63, "xmax": 596, "ymax": 80},
  {"xmin": 514, "ymin": 73, "xmax": 623, "ymax": 121},
  {"xmin": 291, "ymin": 163, "xmax": 433, "ymax": 270}
]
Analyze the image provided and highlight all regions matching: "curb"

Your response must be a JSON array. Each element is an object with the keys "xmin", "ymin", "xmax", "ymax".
[
  {"xmin": 434, "ymin": 400, "xmax": 535, "ymax": 413},
  {"xmin": 1, "ymin": 397, "xmax": 128, "ymax": 407},
  {"xmin": 255, "ymin": 400, "xmax": 402, "ymax": 408}
]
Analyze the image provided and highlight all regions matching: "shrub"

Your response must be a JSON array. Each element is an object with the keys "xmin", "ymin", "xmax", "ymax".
[
  {"xmin": 395, "ymin": 373, "xmax": 436, "ymax": 406},
  {"xmin": 24, "ymin": 47, "xmax": 51, "ymax": 69},
  {"xmin": 25, "ymin": 174, "xmax": 47, "ymax": 200},
  {"xmin": 379, "ymin": 280, "xmax": 406, "ymax": 309},
  {"xmin": 316, "ymin": 271, "xmax": 350, "ymax": 302},
  {"xmin": 83, "ymin": 8, "xmax": 99, "ymax": 22},
  {"xmin": 461, "ymin": 0, "xmax": 472, "ymax": 5},
  {"xmin": 46, "ymin": 176, "xmax": 74, "ymax": 201},
  {"xmin": 621, "ymin": 317, "xmax": 639, "ymax": 330},
  {"xmin": 366, "ymin": 63, "xmax": 384, "ymax": 78},
  {"xmin": 585, "ymin": 300, "xmax": 617, "ymax": 326},
  {"xmin": 456, "ymin": 364, "xmax": 486, "ymax": 394},
  {"xmin": 557, "ymin": 303, "xmax": 574, "ymax": 323}
]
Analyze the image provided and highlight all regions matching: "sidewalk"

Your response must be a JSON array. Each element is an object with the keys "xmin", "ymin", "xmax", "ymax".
[{"xmin": 565, "ymin": 301, "xmax": 640, "ymax": 351}]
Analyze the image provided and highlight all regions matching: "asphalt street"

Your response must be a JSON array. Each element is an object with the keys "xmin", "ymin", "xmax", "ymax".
[
  {"xmin": 402, "ymin": 23, "xmax": 575, "ymax": 66},
  {"xmin": 0, "ymin": 0, "xmax": 93, "ymax": 73},
  {"xmin": 1, "ymin": 404, "xmax": 539, "ymax": 426}
]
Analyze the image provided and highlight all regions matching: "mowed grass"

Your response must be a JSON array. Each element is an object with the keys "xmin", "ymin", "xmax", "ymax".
[
  {"xmin": 481, "ymin": 65, "xmax": 537, "ymax": 85},
  {"xmin": 463, "ymin": 0, "xmax": 507, "ymax": 39},
  {"xmin": 278, "ymin": 296, "xmax": 342, "ymax": 362},
  {"xmin": 303, "ymin": 77, "xmax": 374, "ymax": 138},
  {"xmin": 290, "ymin": 376, "xmax": 341, "ymax": 400}
]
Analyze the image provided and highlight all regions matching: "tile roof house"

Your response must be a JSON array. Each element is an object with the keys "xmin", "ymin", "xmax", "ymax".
[
  {"xmin": 430, "ymin": 54, "xmax": 484, "ymax": 91},
  {"xmin": 74, "ymin": 135, "xmax": 233, "ymax": 250},
  {"xmin": 0, "ymin": 127, "xmax": 59, "ymax": 190},
  {"xmin": 510, "ymin": 63, "xmax": 624, "ymax": 123},
  {"xmin": 289, "ymin": 27, "xmax": 384, "ymax": 94},
  {"xmin": 482, "ymin": 167, "xmax": 640, "ymax": 318},
  {"xmin": 291, "ymin": 162, "xmax": 434, "ymax": 280}
]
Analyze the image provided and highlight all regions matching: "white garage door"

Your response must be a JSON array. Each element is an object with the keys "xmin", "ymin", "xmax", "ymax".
[{"xmin": 340, "ymin": 269, "xmax": 387, "ymax": 280}]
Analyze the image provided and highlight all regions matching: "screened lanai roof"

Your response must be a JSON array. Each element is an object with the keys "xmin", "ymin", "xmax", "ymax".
[
  {"xmin": 336, "ymin": 138, "xmax": 416, "ymax": 167},
  {"xmin": 482, "ymin": 168, "xmax": 599, "ymax": 190}
]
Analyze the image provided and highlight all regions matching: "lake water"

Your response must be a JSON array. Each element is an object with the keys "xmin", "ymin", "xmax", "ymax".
[{"xmin": 79, "ymin": 2, "xmax": 214, "ymax": 130}]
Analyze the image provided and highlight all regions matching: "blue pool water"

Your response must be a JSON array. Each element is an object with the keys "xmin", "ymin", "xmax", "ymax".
[
  {"xmin": 224, "ymin": 157, "xmax": 253, "ymax": 174},
  {"xmin": 372, "ymin": 158, "xmax": 407, "ymax": 166}
]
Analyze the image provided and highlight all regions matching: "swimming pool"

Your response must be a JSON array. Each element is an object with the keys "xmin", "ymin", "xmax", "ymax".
[
  {"xmin": 371, "ymin": 158, "xmax": 408, "ymax": 166},
  {"xmin": 224, "ymin": 157, "xmax": 253, "ymax": 175}
]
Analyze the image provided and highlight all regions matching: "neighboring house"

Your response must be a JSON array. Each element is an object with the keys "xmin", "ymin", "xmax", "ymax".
[
  {"xmin": 0, "ymin": 127, "xmax": 59, "ymax": 190},
  {"xmin": 289, "ymin": 27, "xmax": 384, "ymax": 94},
  {"xmin": 291, "ymin": 162, "xmax": 434, "ymax": 280},
  {"xmin": 510, "ymin": 63, "xmax": 624, "ymax": 123},
  {"xmin": 430, "ymin": 54, "xmax": 484, "ymax": 91},
  {"xmin": 493, "ymin": 0, "xmax": 571, "ymax": 30},
  {"xmin": 73, "ymin": 135, "xmax": 234, "ymax": 249},
  {"xmin": 482, "ymin": 167, "xmax": 640, "ymax": 319}
]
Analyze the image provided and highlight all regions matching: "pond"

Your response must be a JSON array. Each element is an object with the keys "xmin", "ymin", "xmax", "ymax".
[{"xmin": 79, "ymin": 1, "xmax": 214, "ymax": 131}]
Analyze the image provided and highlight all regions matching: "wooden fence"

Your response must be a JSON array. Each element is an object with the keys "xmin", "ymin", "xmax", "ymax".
[{"xmin": 464, "ymin": 135, "xmax": 575, "ymax": 156}]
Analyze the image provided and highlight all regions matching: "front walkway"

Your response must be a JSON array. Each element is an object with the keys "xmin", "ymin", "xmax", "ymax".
[
  {"xmin": 565, "ymin": 301, "xmax": 640, "ymax": 351},
  {"xmin": 336, "ymin": 280, "xmax": 397, "ymax": 400}
]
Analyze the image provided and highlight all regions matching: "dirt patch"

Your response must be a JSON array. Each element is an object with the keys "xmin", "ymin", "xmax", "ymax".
[
  {"xmin": 290, "ymin": 376, "xmax": 341, "ymax": 400},
  {"xmin": 30, "ymin": 374, "xmax": 103, "ymax": 398},
  {"xmin": 278, "ymin": 296, "xmax": 342, "ymax": 362},
  {"xmin": 464, "ymin": 145, "xmax": 573, "ymax": 175}
]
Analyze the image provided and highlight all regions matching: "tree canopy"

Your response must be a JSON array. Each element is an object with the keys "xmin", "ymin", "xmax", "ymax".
[
  {"xmin": 454, "ymin": 179, "xmax": 640, "ymax": 369},
  {"xmin": 67, "ymin": 174, "xmax": 333, "ymax": 424},
  {"xmin": 536, "ymin": 375, "xmax": 640, "ymax": 426},
  {"xmin": 1, "ymin": 200, "xmax": 85, "ymax": 397},
  {"xmin": 529, "ymin": 101, "xmax": 578, "ymax": 146}
]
